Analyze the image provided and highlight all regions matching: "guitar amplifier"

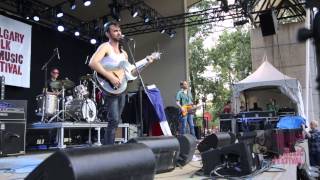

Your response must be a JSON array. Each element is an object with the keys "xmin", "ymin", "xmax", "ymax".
[{"xmin": 0, "ymin": 100, "xmax": 26, "ymax": 156}]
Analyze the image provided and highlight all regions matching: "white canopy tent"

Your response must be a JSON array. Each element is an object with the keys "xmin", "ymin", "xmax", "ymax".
[{"xmin": 232, "ymin": 60, "xmax": 306, "ymax": 119}]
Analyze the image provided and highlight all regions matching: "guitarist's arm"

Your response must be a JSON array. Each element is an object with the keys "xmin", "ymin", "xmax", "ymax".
[
  {"xmin": 176, "ymin": 92, "xmax": 184, "ymax": 112},
  {"xmin": 176, "ymin": 100, "xmax": 184, "ymax": 112},
  {"xmin": 89, "ymin": 43, "xmax": 121, "ymax": 87},
  {"xmin": 130, "ymin": 55, "xmax": 154, "ymax": 77}
]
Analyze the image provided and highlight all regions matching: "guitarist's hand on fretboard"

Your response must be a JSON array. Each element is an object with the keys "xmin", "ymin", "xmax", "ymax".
[{"xmin": 146, "ymin": 55, "xmax": 155, "ymax": 64}]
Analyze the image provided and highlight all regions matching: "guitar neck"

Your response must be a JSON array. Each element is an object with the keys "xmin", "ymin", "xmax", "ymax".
[{"xmin": 133, "ymin": 58, "xmax": 149, "ymax": 72}]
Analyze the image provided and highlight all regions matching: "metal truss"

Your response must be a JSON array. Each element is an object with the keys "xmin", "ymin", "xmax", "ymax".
[{"xmin": 0, "ymin": 0, "xmax": 307, "ymax": 40}]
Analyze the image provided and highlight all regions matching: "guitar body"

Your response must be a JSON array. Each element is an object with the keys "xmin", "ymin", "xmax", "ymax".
[
  {"xmin": 94, "ymin": 70, "xmax": 128, "ymax": 95},
  {"xmin": 94, "ymin": 52, "xmax": 161, "ymax": 95},
  {"xmin": 181, "ymin": 105, "xmax": 194, "ymax": 117}
]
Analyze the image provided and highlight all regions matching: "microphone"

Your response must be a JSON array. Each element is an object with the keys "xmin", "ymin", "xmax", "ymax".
[
  {"xmin": 121, "ymin": 35, "xmax": 134, "ymax": 41},
  {"xmin": 55, "ymin": 48, "xmax": 60, "ymax": 60}
]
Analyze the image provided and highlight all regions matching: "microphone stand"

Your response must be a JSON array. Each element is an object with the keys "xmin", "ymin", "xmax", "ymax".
[
  {"xmin": 123, "ymin": 39, "xmax": 149, "ymax": 137},
  {"xmin": 40, "ymin": 49, "xmax": 58, "ymax": 122},
  {"xmin": 202, "ymin": 96, "xmax": 207, "ymax": 137}
]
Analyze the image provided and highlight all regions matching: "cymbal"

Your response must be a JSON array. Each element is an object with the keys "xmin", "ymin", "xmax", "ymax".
[
  {"xmin": 50, "ymin": 79, "xmax": 75, "ymax": 89},
  {"xmin": 80, "ymin": 74, "xmax": 93, "ymax": 81}
]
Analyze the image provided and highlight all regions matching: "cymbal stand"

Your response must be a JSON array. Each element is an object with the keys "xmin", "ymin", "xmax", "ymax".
[
  {"xmin": 48, "ymin": 84, "xmax": 78, "ymax": 122},
  {"xmin": 40, "ymin": 48, "xmax": 59, "ymax": 123},
  {"xmin": 61, "ymin": 84, "xmax": 66, "ymax": 120},
  {"xmin": 90, "ymin": 78, "xmax": 101, "ymax": 122},
  {"xmin": 91, "ymin": 79, "xmax": 97, "ymax": 103}
]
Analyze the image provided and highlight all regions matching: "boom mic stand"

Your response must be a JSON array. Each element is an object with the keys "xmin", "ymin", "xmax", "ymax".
[
  {"xmin": 40, "ymin": 48, "xmax": 58, "ymax": 122},
  {"xmin": 123, "ymin": 39, "xmax": 149, "ymax": 137},
  {"xmin": 202, "ymin": 96, "xmax": 208, "ymax": 137}
]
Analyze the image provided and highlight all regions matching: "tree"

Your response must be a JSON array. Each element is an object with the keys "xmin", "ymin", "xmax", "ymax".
[
  {"xmin": 206, "ymin": 29, "xmax": 252, "ymax": 117},
  {"xmin": 188, "ymin": 1, "xmax": 252, "ymax": 128}
]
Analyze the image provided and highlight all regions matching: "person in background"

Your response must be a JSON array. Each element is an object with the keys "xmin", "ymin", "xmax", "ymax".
[
  {"xmin": 250, "ymin": 102, "xmax": 262, "ymax": 111},
  {"xmin": 303, "ymin": 120, "xmax": 320, "ymax": 166},
  {"xmin": 240, "ymin": 105, "xmax": 246, "ymax": 112},
  {"xmin": 266, "ymin": 98, "xmax": 279, "ymax": 112},
  {"xmin": 222, "ymin": 101, "xmax": 232, "ymax": 113}
]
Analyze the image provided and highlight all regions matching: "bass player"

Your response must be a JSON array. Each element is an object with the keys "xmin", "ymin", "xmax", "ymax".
[{"xmin": 176, "ymin": 80, "xmax": 196, "ymax": 136}]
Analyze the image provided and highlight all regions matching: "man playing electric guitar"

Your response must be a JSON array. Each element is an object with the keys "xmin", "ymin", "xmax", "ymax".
[
  {"xmin": 176, "ymin": 80, "xmax": 196, "ymax": 136},
  {"xmin": 89, "ymin": 21, "xmax": 156, "ymax": 145}
]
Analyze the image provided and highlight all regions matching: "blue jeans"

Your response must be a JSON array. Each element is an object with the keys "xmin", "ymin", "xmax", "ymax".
[
  {"xmin": 310, "ymin": 153, "xmax": 320, "ymax": 166},
  {"xmin": 179, "ymin": 114, "xmax": 195, "ymax": 136},
  {"xmin": 102, "ymin": 92, "xmax": 126, "ymax": 145}
]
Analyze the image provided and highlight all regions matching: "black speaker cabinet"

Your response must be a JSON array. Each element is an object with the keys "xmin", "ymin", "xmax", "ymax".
[
  {"xmin": 197, "ymin": 132, "xmax": 236, "ymax": 153},
  {"xmin": 194, "ymin": 126, "xmax": 202, "ymax": 139},
  {"xmin": 0, "ymin": 122, "xmax": 25, "ymax": 155},
  {"xmin": 0, "ymin": 100, "xmax": 26, "ymax": 156},
  {"xmin": 176, "ymin": 134, "xmax": 197, "ymax": 166},
  {"xmin": 259, "ymin": 10, "xmax": 277, "ymax": 36},
  {"xmin": 26, "ymin": 143, "xmax": 156, "ymax": 180},
  {"xmin": 128, "ymin": 136, "xmax": 180, "ymax": 173},
  {"xmin": 220, "ymin": 119, "xmax": 232, "ymax": 132},
  {"xmin": 201, "ymin": 143, "xmax": 256, "ymax": 176}
]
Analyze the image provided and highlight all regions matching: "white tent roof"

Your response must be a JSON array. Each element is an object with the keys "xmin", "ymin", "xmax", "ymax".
[
  {"xmin": 239, "ymin": 60, "xmax": 295, "ymax": 84},
  {"xmin": 233, "ymin": 59, "xmax": 306, "ymax": 118}
]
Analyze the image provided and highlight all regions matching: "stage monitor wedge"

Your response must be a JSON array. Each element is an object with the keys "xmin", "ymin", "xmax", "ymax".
[
  {"xmin": 26, "ymin": 143, "xmax": 156, "ymax": 180},
  {"xmin": 176, "ymin": 134, "xmax": 197, "ymax": 166},
  {"xmin": 201, "ymin": 143, "xmax": 257, "ymax": 176},
  {"xmin": 197, "ymin": 132, "xmax": 236, "ymax": 153},
  {"xmin": 128, "ymin": 136, "xmax": 180, "ymax": 173}
]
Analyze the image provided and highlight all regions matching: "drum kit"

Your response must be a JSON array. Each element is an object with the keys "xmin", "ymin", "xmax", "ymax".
[{"xmin": 36, "ymin": 74, "xmax": 100, "ymax": 123}]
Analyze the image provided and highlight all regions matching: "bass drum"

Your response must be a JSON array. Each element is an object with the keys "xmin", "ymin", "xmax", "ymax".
[{"xmin": 66, "ymin": 99, "xmax": 97, "ymax": 122}]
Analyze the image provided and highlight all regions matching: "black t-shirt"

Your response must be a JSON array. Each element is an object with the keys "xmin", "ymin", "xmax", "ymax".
[{"xmin": 47, "ymin": 78, "xmax": 59, "ymax": 92}]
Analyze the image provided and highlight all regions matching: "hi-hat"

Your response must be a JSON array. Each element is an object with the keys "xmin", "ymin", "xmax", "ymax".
[{"xmin": 50, "ymin": 79, "xmax": 75, "ymax": 89}]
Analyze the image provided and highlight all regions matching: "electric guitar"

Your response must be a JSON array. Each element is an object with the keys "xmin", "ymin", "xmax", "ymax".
[
  {"xmin": 181, "ymin": 104, "xmax": 202, "ymax": 117},
  {"xmin": 94, "ymin": 52, "xmax": 161, "ymax": 94}
]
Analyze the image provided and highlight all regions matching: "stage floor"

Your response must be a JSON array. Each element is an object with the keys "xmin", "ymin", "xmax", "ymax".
[{"xmin": 0, "ymin": 149, "xmax": 297, "ymax": 180}]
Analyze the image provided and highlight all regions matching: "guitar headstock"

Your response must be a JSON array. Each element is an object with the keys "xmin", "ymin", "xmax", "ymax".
[{"xmin": 148, "ymin": 52, "xmax": 161, "ymax": 61}]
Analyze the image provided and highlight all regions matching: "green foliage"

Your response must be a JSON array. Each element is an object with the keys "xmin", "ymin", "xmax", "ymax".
[
  {"xmin": 188, "ymin": 0, "xmax": 219, "ymax": 39},
  {"xmin": 188, "ymin": 4, "xmax": 252, "ymax": 124}
]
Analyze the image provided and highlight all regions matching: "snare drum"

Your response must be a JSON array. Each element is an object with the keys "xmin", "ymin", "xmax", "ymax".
[
  {"xmin": 73, "ymin": 85, "xmax": 89, "ymax": 99},
  {"xmin": 65, "ymin": 99, "xmax": 97, "ymax": 122},
  {"xmin": 35, "ymin": 94, "xmax": 58, "ymax": 116}
]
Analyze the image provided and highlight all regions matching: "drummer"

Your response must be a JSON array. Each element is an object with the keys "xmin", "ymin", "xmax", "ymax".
[{"xmin": 47, "ymin": 68, "xmax": 60, "ymax": 95}]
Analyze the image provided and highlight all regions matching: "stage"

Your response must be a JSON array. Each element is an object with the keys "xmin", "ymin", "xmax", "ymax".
[{"xmin": 0, "ymin": 149, "xmax": 297, "ymax": 180}]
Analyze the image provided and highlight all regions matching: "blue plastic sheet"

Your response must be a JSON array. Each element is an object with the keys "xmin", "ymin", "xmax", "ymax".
[{"xmin": 277, "ymin": 116, "xmax": 306, "ymax": 129}]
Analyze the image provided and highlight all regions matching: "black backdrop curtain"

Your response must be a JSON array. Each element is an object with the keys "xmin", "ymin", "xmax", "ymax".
[{"xmin": 1, "ymin": 13, "xmax": 96, "ymax": 124}]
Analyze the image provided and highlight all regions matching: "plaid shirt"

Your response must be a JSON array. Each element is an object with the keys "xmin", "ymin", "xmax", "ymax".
[{"xmin": 308, "ymin": 129, "xmax": 320, "ymax": 155}]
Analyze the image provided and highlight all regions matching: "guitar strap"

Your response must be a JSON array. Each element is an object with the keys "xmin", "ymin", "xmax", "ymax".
[{"xmin": 179, "ymin": 90, "xmax": 184, "ymax": 107}]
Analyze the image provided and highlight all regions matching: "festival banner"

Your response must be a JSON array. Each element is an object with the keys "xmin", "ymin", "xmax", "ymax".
[{"xmin": 0, "ymin": 15, "xmax": 32, "ymax": 88}]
